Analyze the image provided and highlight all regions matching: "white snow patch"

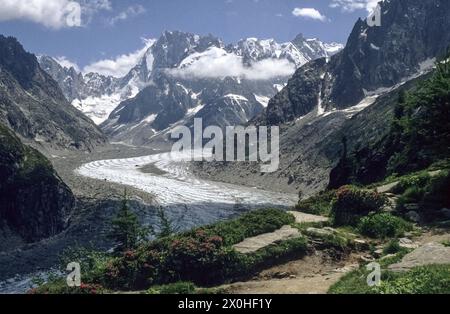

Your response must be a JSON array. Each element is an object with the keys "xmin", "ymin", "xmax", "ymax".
[
  {"xmin": 254, "ymin": 95, "xmax": 271, "ymax": 107},
  {"xmin": 343, "ymin": 95, "xmax": 379, "ymax": 115},
  {"xmin": 187, "ymin": 104, "xmax": 205, "ymax": 115},
  {"xmin": 317, "ymin": 91, "xmax": 325, "ymax": 116},
  {"xmin": 274, "ymin": 84, "xmax": 286, "ymax": 92},
  {"xmin": 223, "ymin": 94, "xmax": 249, "ymax": 102},
  {"xmin": 72, "ymin": 93, "xmax": 124, "ymax": 125},
  {"xmin": 370, "ymin": 43, "xmax": 380, "ymax": 50}
]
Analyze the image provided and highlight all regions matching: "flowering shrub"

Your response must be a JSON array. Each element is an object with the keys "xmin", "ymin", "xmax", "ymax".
[
  {"xmin": 36, "ymin": 209, "xmax": 301, "ymax": 292},
  {"xmin": 331, "ymin": 186, "xmax": 387, "ymax": 226},
  {"xmin": 358, "ymin": 213, "xmax": 413, "ymax": 239},
  {"xmin": 103, "ymin": 248, "xmax": 161, "ymax": 290}
]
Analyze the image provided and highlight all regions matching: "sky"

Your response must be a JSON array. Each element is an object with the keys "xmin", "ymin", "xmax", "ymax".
[{"xmin": 0, "ymin": 0, "xmax": 380, "ymax": 77}]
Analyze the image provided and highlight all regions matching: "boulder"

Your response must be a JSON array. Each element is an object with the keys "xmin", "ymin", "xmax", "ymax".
[
  {"xmin": 398, "ymin": 238, "xmax": 419, "ymax": 249},
  {"xmin": 388, "ymin": 242, "xmax": 450, "ymax": 272},
  {"xmin": 306, "ymin": 227, "xmax": 336, "ymax": 238},
  {"xmin": 405, "ymin": 211, "xmax": 421, "ymax": 223}
]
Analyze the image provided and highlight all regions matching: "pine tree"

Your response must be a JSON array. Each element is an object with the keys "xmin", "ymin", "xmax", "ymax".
[{"xmin": 109, "ymin": 190, "xmax": 149, "ymax": 252}]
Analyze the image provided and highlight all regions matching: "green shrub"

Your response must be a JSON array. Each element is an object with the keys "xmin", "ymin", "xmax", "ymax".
[
  {"xmin": 383, "ymin": 240, "xmax": 401, "ymax": 255},
  {"xmin": 147, "ymin": 282, "xmax": 196, "ymax": 294},
  {"xmin": 392, "ymin": 172, "xmax": 431, "ymax": 194},
  {"xmin": 59, "ymin": 246, "xmax": 111, "ymax": 283},
  {"xmin": 396, "ymin": 170, "xmax": 450, "ymax": 219},
  {"xmin": 421, "ymin": 170, "xmax": 450, "ymax": 211},
  {"xmin": 401, "ymin": 186, "xmax": 424, "ymax": 203},
  {"xmin": 358, "ymin": 213, "xmax": 412, "ymax": 239},
  {"xmin": 200, "ymin": 209, "xmax": 295, "ymax": 246},
  {"xmin": 296, "ymin": 190, "xmax": 336, "ymax": 216},
  {"xmin": 374, "ymin": 265, "xmax": 450, "ymax": 294},
  {"xmin": 244, "ymin": 237, "xmax": 308, "ymax": 270},
  {"xmin": 331, "ymin": 186, "xmax": 387, "ymax": 226}
]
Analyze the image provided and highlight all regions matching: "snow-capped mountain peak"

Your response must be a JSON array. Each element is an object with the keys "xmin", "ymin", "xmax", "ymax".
[{"xmin": 40, "ymin": 31, "xmax": 343, "ymax": 130}]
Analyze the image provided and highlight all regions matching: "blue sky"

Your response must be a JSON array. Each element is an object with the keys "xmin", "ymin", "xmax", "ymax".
[{"xmin": 0, "ymin": 0, "xmax": 379, "ymax": 77}]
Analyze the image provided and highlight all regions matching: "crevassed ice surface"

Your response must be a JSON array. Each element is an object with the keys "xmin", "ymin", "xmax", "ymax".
[{"xmin": 76, "ymin": 150, "xmax": 297, "ymax": 222}]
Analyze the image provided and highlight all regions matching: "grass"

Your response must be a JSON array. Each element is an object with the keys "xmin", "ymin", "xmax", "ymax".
[
  {"xmin": 328, "ymin": 250, "xmax": 409, "ymax": 294},
  {"xmin": 383, "ymin": 240, "xmax": 401, "ymax": 255},
  {"xmin": 295, "ymin": 190, "xmax": 336, "ymax": 217},
  {"xmin": 358, "ymin": 213, "xmax": 413, "ymax": 239},
  {"xmin": 374, "ymin": 265, "xmax": 450, "ymax": 294},
  {"xmin": 197, "ymin": 208, "xmax": 295, "ymax": 246},
  {"xmin": 396, "ymin": 169, "xmax": 450, "ymax": 218},
  {"xmin": 330, "ymin": 263, "xmax": 450, "ymax": 294},
  {"xmin": 147, "ymin": 282, "xmax": 197, "ymax": 294}
]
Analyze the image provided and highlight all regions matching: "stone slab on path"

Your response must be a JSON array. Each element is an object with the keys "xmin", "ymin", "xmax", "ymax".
[
  {"xmin": 233, "ymin": 226, "xmax": 301, "ymax": 254},
  {"xmin": 388, "ymin": 242, "xmax": 450, "ymax": 272},
  {"xmin": 375, "ymin": 181, "xmax": 399, "ymax": 194},
  {"xmin": 287, "ymin": 211, "xmax": 329, "ymax": 224}
]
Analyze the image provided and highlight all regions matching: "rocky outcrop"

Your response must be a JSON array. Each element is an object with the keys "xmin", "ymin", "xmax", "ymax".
[
  {"xmin": 38, "ymin": 56, "xmax": 120, "ymax": 103},
  {"xmin": 0, "ymin": 35, "xmax": 107, "ymax": 151},
  {"xmin": 0, "ymin": 123, "xmax": 74, "ymax": 244},
  {"xmin": 388, "ymin": 242, "xmax": 450, "ymax": 272}
]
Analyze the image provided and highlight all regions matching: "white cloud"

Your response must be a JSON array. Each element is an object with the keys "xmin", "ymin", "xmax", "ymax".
[
  {"xmin": 0, "ymin": 0, "xmax": 81, "ymax": 28},
  {"xmin": 330, "ymin": 0, "xmax": 381, "ymax": 13},
  {"xmin": 107, "ymin": 4, "xmax": 146, "ymax": 26},
  {"xmin": 166, "ymin": 47, "xmax": 296, "ymax": 81},
  {"xmin": 55, "ymin": 56, "xmax": 80, "ymax": 72},
  {"xmin": 292, "ymin": 8, "xmax": 327, "ymax": 22},
  {"xmin": 0, "ymin": 0, "xmax": 111, "ymax": 29},
  {"xmin": 83, "ymin": 38, "xmax": 155, "ymax": 77}
]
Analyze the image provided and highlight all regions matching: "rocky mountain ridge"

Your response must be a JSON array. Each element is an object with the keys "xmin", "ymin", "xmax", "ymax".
[
  {"xmin": 39, "ymin": 31, "xmax": 343, "ymax": 145},
  {"xmin": 0, "ymin": 123, "xmax": 74, "ymax": 248},
  {"xmin": 0, "ymin": 35, "xmax": 107, "ymax": 151},
  {"xmin": 260, "ymin": 0, "xmax": 450, "ymax": 125}
]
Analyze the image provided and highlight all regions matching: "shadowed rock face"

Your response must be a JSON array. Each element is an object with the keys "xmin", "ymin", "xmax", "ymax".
[
  {"xmin": 261, "ymin": 0, "xmax": 450, "ymax": 125},
  {"xmin": 0, "ymin": 35, "xmax": 106, "ymax": 151},
  {"xmin": 0, "ymin": 123, "xmax": 74, "ymax": 244}
]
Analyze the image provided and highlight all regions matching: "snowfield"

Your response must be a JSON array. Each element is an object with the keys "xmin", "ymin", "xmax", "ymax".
[{"xmin": 76, "ymin": 151, "xmax": 298, "ymax": 214}]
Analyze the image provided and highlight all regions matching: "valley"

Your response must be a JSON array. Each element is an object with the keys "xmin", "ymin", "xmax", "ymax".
[{"xmin": 0, "ymin": 0, "xmax": 449, "ymax": 297}]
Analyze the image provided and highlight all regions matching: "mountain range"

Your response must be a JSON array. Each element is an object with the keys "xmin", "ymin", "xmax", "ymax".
[{"xmin": 39, "ymin": 32, "xmax": 343, "ymax": 145}]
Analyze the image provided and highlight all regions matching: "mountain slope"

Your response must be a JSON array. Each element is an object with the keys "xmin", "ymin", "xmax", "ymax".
[
  {"xmin": 260, "ymin": 0, "xmax": 450, "ymax": 125},
  {"xmin": 38, "ymin": 55, "xmax": 136, "ymax": 125},
  {"xmin": 0, "ymin": 35, "xmax": 106, "ymax": 151},
  {"xmin": 0, "ymin": 123, "xmax": 74, "ymax": 246},
  {"xmin": 194, "ymin": 0, "xmax": 450, "ymax": 195},
  {"xmin": 329, "ymin": 56, "xmax": 450, "ymax": 188}
]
